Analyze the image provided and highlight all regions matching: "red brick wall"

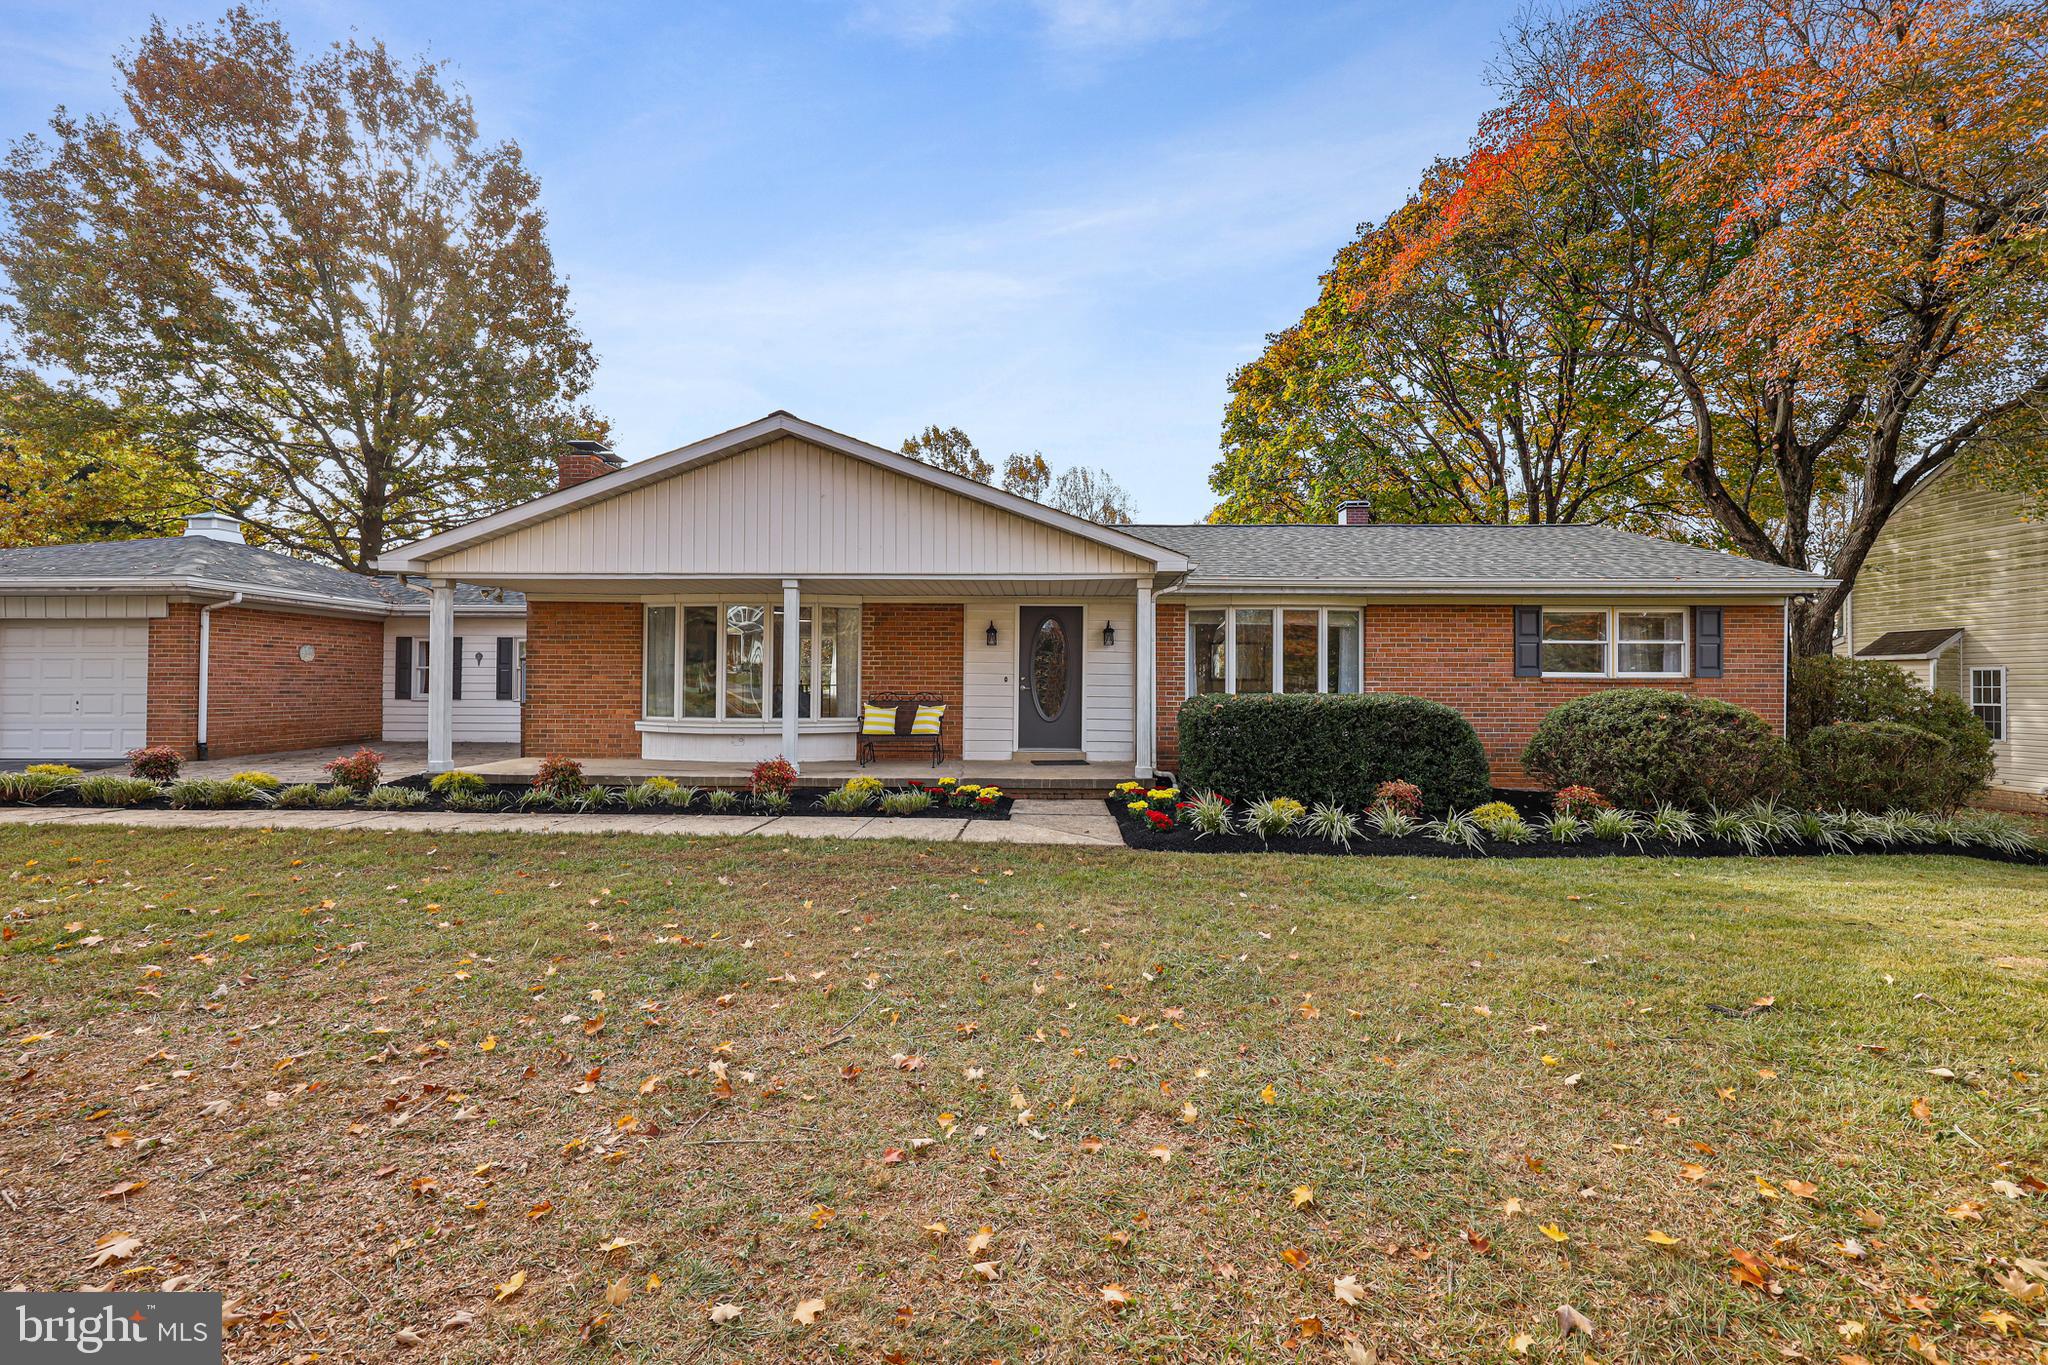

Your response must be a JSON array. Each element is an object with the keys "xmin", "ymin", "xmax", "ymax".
[
  {"xmin": 861, "ymin": 603, "xmax": 965, "ymax": 760},
  {"xmin": 1154, "ymin": 602, "xmax": 1187, "ymax": 769},
  {"xmin": 147, "ymin": 603, "xmax": 382, "ymax": 759},
  {"xmin": 1363, "ymin": 603, "xmax": 1784, "ymax": 786},
  {"xmin": 1147, "ymin": 601, "xmax": 1785, "ymax": 788},
  {"xmin": 523, "ymin": 601, "xmax": 644, "ymax": 756}
]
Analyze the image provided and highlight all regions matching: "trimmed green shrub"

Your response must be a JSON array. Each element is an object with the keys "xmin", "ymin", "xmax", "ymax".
[
  {"xmin": 1176, "ymin": 692, "xmax": 1491, "ymax": 816},
  {"xmin": 430, "ymin": 770, "xmax": 488, "ymax": 798},
  {"xmin": 1789, "ymin": 655, "xmax": 1992, "ymax": 807},
  {"xmin": 229, "ymin": 770, "xmax": 281, "ymax": 790},
  {"xmin": 1521, "ymin": 690, "xmax": 1795, "ymax": 810},
  {"xmin": 24, "ymin": 763, "xmax": 81, "ymax": 779},
  {"xmin": 1798, "ymin": 721, "xmax": 1957, "ymax": 812}
]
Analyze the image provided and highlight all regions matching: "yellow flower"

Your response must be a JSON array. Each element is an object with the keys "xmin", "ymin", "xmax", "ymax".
[
  {"xmin": 1115, "ymin": 780, "xmax": 1143, "ymax": 794},
  {"xmin": 1127, "ymin": 800, "xmax": 1149, "ymax": 814}
]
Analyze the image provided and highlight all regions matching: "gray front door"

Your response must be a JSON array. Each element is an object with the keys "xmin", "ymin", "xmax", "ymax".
[{"xmin": 1017, "ymin": 605, "xmax": 1083, "ymax": 750}]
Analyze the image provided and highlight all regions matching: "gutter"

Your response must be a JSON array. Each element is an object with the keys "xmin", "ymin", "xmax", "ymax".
[
  {"xmin": 0, "ymin": 576, "xmax": 515, "ymax": 617},
  {"xmin": 1161, "ymin": 577, "xmax": 1838, "ymax": 597},
  {"xmin": 196, "ymin": 592, "xmax": 243, "ymax": 760}
]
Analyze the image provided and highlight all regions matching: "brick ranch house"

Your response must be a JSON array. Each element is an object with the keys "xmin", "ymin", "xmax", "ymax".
[
  {"xmin": 363, "ymin": 411, "xmax": 1832, "ymax": 786},
  {"xmin": 0, "ymin": 514, "xmax": 525, "ymax": 763}
]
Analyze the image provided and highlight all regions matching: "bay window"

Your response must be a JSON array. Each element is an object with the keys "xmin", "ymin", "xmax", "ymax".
[
  {"xmin": 1187, "ymin": 606, "xmax": 1366, "ymax": 696},
  {"xmin": 1538, "ymin": 607, "xmax": 1689, "ymax": 678},
  {"xmin": 643, "ymin": 600, "xmax": 861, "ymax": 723}
]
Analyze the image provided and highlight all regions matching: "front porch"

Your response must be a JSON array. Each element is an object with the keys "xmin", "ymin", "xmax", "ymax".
[{"xmin": 456, "ymin": 753, "xmax": 1139, "ymax": 797}]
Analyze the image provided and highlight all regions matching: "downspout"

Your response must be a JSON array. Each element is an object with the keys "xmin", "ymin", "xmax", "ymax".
[{"xmin": 196, "ymin": 593, "xmax": 243, "ymax": 760}]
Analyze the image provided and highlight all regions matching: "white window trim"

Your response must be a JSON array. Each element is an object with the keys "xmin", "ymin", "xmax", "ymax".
[
  {"xmin": 410, "ymin": 637, "xmax": 432, "ymax": 699},
  {"xmin": 1540, "ymin": 607, "xmax": 1690, "ymax": 680},
  {"xmin": 1969, "ymin": 665, "xmax": 2006, "ymax": 742},
  {"xmin": 640, "ymin": 598, "xmax": 862, "ymax": 727},
  {"xmin": 514, "ymin": 639, "xmax": 527, "ymax": 704},
  {"xmin": 1187, "ymin": 605, "xmax": 1365, "ymax": 696}
]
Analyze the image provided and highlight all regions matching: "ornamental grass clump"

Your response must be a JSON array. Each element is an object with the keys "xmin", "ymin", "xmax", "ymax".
[
  {"xmin": 1426, "ymin": 808, "xmax": 1487, "ymax": 852},
  {"xmin": 0, "ymin": 770, "xmax": 69, "ymax": 803},
  {"xmin": 706, "ymin": 789, "xmax": 742, "ymax": 813},
  {"xmin": 879, "ymin": 789, "xmax": 934, "ymax": 816},
  {"xmin": 1181, "ymin": 790, "xmax": 1235, "ymax": 838},
  {"xmin": 1587, "ymin": 806, "xmax": 1642, "ymax": 848},
  {"xmin": 1366, "ymin": 801, "xmax": 1420, "ymax": 839},
  {"xmin": 1537, "ymin": 812, "xmax": 1587, "ymax": 844},
  {"xmin": 756, "ymin": 789, "xmax": 793, "ymax": 815},
  {"xmin": 1646, "ymin": 804, "xmax": 1701, "ymax": 845},
  {"xmin": 1303, "ymin": 802, "xmax": 1361, "ymax": 849},
  {"xmin": 364, "ymin": 784, "xmax": 428, "ymax": 810},
  {"xmin": 822, "ymin": 776, "xmax": 883, "ymax": 812},
  {"xmin": 621, "ymin": 780, "xmax": 676, "ymax": 810},
  {"xmin": 314, "ymin": 784, "xmax": 357, "ymax": 808},
  {"xmin": 73, "ymin": 774, "xmax": 159, "ymax": 807},
  {"xmin": 1245, "ymin": 795, "xmax": 1305, "ymax": 840},
  {"xmin": 167, "ymin": 778, "xmax": 268, "ymax": 809},
  {"xmin": 271, "ymin": 782, "xmax": 319, "ymax": 808}
]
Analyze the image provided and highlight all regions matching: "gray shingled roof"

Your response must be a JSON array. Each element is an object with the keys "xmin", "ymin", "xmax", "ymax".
[
  {"xmin": 0, "ymin": 537, "xmax": 522, "ymax": 610},
  {"xmin": 1855, "ymin": 628, "xmax": 1962, "ymax": 659},
  {"xmin": 1127, "ymin": 523, "xmax": 1830, "ymax": 590}
]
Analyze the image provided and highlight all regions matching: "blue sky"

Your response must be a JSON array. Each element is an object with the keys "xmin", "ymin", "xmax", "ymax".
[{"xmin": 1, "ymin": 0, "xmax": 1514, "ymax": 521}]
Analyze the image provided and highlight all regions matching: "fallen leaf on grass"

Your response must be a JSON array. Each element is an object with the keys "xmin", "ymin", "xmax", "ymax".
[
  {"xmin": 89, "ymin": 1233, "xmax": 141, "ymax": 1268},
  {"xmin": 792, "ymin": 1297, "xmax": 825, "ymax": 1325},
  {"xmin": 1333, "ymin": 1275, "xmax": 1365, "ymax": 1306},
  {"xmin": 708, "ymin": 1303, "xmax": 742, "ymax": 1324},
  {"xmin": 1538, "ymin": 1223, "xmax": 1569, "ymax": 1243},
  {"xmin": 1099, "ymin": 1283, "xmax": 1132, "ymax": 1307},
  {"xmin": 494, "ymin": 1271, "xmax": 526, "ymax": 1302},
  {"xmin": 1556, "ymin": 1304, "xmax": 1594, "ymax": 1339},
  {"xmin": 1290, "ymin": 1185, "xmax": 1315, "ymax": 1209},
  {"xmin": 98, "ymin": 1180, "xmax": 147, "ymax": 1201}
]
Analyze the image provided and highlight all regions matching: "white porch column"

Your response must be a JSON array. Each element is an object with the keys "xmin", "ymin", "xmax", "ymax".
[
  {"xmin": 780, "ymin": 578, "xmax": 801, "ymax": 771},
  {"xmin": 427, "ymin": 580, "xmax": 456, "ymax": 773},
  {"xmin": 1135, "ymin": 581, "xmax": 1156, "ymax": 780}
]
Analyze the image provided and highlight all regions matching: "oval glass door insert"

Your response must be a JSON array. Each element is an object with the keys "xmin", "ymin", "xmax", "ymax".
[{"xmin": 1030, "ymin": 617, "xmax": 1068, "ymax": 722}]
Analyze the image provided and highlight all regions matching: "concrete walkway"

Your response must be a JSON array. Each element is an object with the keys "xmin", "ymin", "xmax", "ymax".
[{"xmin": 0, "ymin": 797, "xmax": 1124, "ymax": 846}]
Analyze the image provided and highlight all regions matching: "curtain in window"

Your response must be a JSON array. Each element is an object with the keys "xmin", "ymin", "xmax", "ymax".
[
  {"xmin": 1326, "ymin": 610, "xmax": 1361, "ymax": 693},
  {"xmin": 644, "ymin": 607, "xmax": 676, "ymax": 717}
]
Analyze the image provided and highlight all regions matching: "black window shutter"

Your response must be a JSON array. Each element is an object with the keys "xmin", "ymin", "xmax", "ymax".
[
  {"xmin": 1513, "ymin": 606, "xmax": 1542, "ymax": 677},
  {"xmin": 452, "ymin": 637, "xmax": 463, "ymax": 700},
  {"xmin": 496, "ymin": 638, "xmax": 515, "ymax": 700},
  {"xmin": 395, "ymin": 636, "xmax": 413, "ymax": 700},
  {"xmin": 1694, "ymin": 607, "xmax": 1724, "ymax": 678}
]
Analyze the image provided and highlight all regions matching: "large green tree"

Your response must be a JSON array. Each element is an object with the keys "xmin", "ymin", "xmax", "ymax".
[
  {"xmin": 1213, "ymin": 160, "xmax": 1694, "ymax": 531},
  {"xmin": 0, "ymin": 7, "xmax": 604, "ymax": 569},
  {"xmin": 0, "ymin": 372, "xmax": 204, "ymax": 546}
]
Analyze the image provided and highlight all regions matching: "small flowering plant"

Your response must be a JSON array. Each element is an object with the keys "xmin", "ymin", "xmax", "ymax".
[
  {"xmin": 1126, "ymin": 799, "xmax": 1150, "ymax": 816},
  {"xmin": 1114, "ymin": 780, "xmax": 1144, "ymax": 796},
  {"xmin": 1372, "ymin": 780, "xmax": 1423, "ymax": 818},
  {"xmin": 946, "ymin": 782, "xmax": 985, "ymax": 809},
  {"xmin": 1553, "ymin": 784, "xmax": 1611, "ymax": 816},
  {"xmin": 1144, "ymin": 786, "xmax": 1179, "ymax": 811},
  {"xmin": 126, "ymin": 744, "xmax": 182, "ymax": 782},
  {"xmin": 749, "ymin": 756, "xmax": 798, "ymax": 798},
  {"xmin": 324, "ymin": 745, "xmax": 386, "ymax": 794},
  {"xmin": 973, "ymin": 785, "xmax": 1002, "ymax": 809},
  {"xmin": 1144, "ymin": 808, "xmax": 1174, "ymax": 830}
]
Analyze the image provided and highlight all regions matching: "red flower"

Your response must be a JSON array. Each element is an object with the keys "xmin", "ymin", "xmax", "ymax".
[{"xmin": 1145, "ymin": 810, "xmax": 1174, "ymax": 829}]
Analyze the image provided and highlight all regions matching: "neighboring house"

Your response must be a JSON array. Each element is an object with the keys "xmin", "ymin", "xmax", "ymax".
[
  {"xmin": 375, "ymin": 411, "xmax": 1831, "ymax": 786},
  {"xmin": 1845, "ymin": 462, "xmax": 2044, "ymax": 809},
  {"xmin": 0, "ymin": 514, "xmax": 524, "ymax": 763}
]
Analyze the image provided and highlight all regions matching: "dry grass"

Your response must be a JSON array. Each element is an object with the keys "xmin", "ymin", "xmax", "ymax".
[{"xmin": 2, "ymin": 826, "xmax": 2044, "ymax": 1362}]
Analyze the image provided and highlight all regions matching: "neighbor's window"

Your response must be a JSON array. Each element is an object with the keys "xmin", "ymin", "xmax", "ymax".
[
  {"xmin": 1539, "ymin": 610, "xmax": 1608, "ymax": 676},
  {"xmin": 1187, "ymin": 606, "xmax": 1365, "ymax": 696},
  {"xmin": 1970, "ymin": 666, "xmax": 2006, "ymax": 740},
  {"xmin": 644, "ymin": 601, "xmax": 861, "ymax": 723},
  {"xmin": 1190, "ymin": 609, "xmax": 1227, "ymax": 695},
  {"xmin": 1615, "ymin": 610, "xmax": 1687, "ymax": 676}
]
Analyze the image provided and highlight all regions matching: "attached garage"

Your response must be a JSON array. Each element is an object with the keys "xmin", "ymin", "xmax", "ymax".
[{"xmin": 0, "ymin": 619, "xmax": 150, "ymax": 762}]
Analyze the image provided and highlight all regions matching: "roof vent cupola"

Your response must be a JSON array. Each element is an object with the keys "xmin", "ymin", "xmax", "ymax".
[{"xmin": 183, "ymin": 512, "xmax": 246, "ymax": 542}]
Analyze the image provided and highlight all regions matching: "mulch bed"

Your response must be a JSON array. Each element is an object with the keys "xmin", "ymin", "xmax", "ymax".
[
  {"xmin": 2, "ymin": 786, "xmax": 1013, "ymax": 821},
  {"xmin": 1103, "ymin": 799, "xmax": 2045, "ymax": 865}
]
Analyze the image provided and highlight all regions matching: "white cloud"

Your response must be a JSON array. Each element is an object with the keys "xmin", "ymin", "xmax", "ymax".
[
  {"xmin": 847, "ymin": 0, "xmax": 980, "ymax": 42},
  {"xmin": 846, "ymin": 0, "xmax": 1220, "ymax": 51}
]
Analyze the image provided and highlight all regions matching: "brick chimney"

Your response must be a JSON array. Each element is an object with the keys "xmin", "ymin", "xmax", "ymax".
[
  {"xmin": 1335, "ymin": 499, "xmax": 1372, "ymax": 525},
  {"xmin": 557, "ymin": 439, "xmax": 623, "ymax": 490}
]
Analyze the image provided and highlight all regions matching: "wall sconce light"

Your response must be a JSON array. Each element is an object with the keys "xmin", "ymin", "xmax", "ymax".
[
  {"xmin": 1101, "ymin": 620, "xmax": 1116, "ymax": 647},
  {"xmin": 474, "ymin": 649, "xmax": 486, "ymax": 667},
  {"xmin": 984, "ymin": 621, "xmax": 999, "ymax": 647}
]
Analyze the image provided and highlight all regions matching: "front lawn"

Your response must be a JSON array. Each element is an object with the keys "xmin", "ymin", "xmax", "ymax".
[{"xmin": 2, "ymin": 829, "xmax": 2043, "ymax": 1362}]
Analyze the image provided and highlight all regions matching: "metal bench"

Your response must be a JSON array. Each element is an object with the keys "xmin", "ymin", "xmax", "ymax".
[{"xmin": 857, "ymin": 691, "xmax": 945, "ymax": 768}]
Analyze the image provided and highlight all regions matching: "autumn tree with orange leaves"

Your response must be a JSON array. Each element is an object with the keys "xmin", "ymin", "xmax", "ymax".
[{"xmin": 1431, "ymin": 0, "xmax": 2048, "ymax": 654}]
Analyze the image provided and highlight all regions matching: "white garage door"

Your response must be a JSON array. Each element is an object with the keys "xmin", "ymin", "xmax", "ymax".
[{"xmin": 0, "ymin": 621, "xmax": 150, "ymax": 762}]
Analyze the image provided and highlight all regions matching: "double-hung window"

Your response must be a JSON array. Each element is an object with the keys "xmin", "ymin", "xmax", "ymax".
[
  {"xmin": 1186, "ymin": 606, "xmax": 1364, "ymax": 695},
  {"xmin": 1969, "ymin": 666, "xmax": 2005, "ymax": 740},
  {"xmin": 1539, "ymin": 608, "xmax": 1688, "ymax": 678},
  {"xmin": 643, "ymin": 601, "xmax": 861, "ymax": 722}
]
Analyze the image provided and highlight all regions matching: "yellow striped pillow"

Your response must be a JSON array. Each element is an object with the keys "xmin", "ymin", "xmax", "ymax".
[
  {"xmin": 862, "ymin": 702, "xmax": 898, "ymax": 735},
  {"xmin": 909, "ymin": 703, "xmax": 946, "ymax": 735}
]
